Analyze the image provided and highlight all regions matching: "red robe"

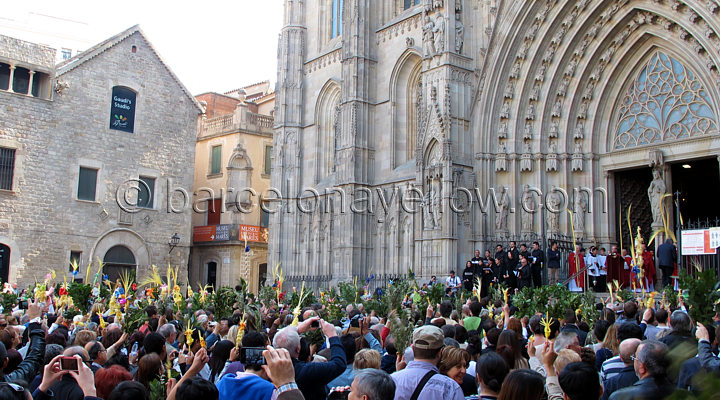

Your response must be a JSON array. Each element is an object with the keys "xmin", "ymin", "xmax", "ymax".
[
  {"xmin": 568, "ymin": 251, "xmax": 585, "ymax": 289},
  {"xmin": 607, "ymin": 254, "xmax": 623, "ymax": 286},
  {"xmin": 642, "ymin": 250, "xmax": 656, "ymax": 284},
  {"xmin": 622, "ymin": 255, "xmax": 633, "ymax": 288}
]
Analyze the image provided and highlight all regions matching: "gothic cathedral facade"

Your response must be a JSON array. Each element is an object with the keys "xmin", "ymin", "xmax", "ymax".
[{"xmin": 271, "ymin": 0, "xmax": 720, "ymax": 287}]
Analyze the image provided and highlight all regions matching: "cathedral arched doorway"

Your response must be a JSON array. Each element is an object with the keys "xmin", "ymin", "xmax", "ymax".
[{"xmin": 103, "ymin": 245, "xmax": 136, "ymax": 282}]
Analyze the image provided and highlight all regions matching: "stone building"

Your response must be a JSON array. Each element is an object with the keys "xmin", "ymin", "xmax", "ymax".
[
  {"xmin": 0, "ymin": 26, "xmax": 200, "ymax": 285},
  {"xmin": 271, "ymin": 0, "xmax": 720, "ymax": 287},
  {"xmin": 189, "ymin": 83, "xmax": 274, "ymax": 292}
]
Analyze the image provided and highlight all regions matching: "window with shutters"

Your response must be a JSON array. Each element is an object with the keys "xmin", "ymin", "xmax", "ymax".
[
  {"xmin": 0, "ymin": 148, "xmax": 15, "ymax": 191},
  {"xmin": 77, "ymin": 167, "xmax": 98, "ymax": 201}
]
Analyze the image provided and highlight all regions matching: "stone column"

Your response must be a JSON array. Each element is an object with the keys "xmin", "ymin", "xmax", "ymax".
[
  {"xmin": 7, "ymin": 66, "xmax": 15, "ymax": 93},
  {"xmin": 27, "ymin": 70, "xmax": 35, "ymax": 96}
]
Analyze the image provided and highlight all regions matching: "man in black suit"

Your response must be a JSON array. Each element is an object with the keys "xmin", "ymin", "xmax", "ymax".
[
  {"xmin": 656, "ymin": 239, "xmax": 677, "ymax": 288},
  {"xmin": 560, "ymin": 308, "xmax": 587, "ymax": 346}
]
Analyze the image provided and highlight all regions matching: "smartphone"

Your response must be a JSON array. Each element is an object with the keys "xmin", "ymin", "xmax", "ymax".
[
  {"xmin": 310, "ymin": 320, "xmax": 320, "ymax": 328},
  {"xmin": 242, "ymin": 347, "xmax": 266, "ymax": 366},
  {"xmin": 60, "ymin": 357, "xmax": 79, "ymax": 371}
]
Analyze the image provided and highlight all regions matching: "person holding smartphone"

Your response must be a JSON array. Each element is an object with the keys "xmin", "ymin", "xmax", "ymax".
[
  {"xmin": 216, "ymin": 332, "xmax": 275, "ymax": 400},
  {"xmin": 1, "ymin": 299, "xmax": 44, "ymax": 384}
]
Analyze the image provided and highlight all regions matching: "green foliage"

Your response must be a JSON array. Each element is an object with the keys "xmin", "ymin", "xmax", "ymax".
[
  {"xmin": 679, "ymin": 267, "xmax": 720, "ymax": 324},
  {"xmin": 363, "ymin": 298, "xmax": 388, "ymax": 318},
  {"xmin": 302, "ymin": 328, "xmax": 325, "ymax": 348},
  {"xmin": 337, "ymin": 281, "xmax": 360, "ymax": 306},
  {"xmin": 289, "ymin": 287, "xmax": 316, "ymax": 310},
  {"xmin": 510, "ymin": 285, "xmax": 583, "ymax": 320},
  {"xmin": 258, "ymin": 285, "xmax": 277, "ymax": 308},
  {"xmin": 488, "ymin": 283, "xmax": 508, "ymax": 304},
  {"xmin": 617, "ymin": 289, "xmax": 635, "ymax": 302},
  {"xmin": 213, "ymin": 286, "xmax": 239, "ymax": 318},
  {"xmin": 578, "ymin": 291, "xmax": 600, "ymax": 326},
  {"xmin": 390, "ymin": 308, "xmax": 414, "ymax": 354},
  {"xmin": 67, "ymin": 283, "xmax": 93, "ymax": 313},
  {"xmin": 386, "ymin": 280, "xmax": 411, "ymax": 313},
  {"xmin": 123, "ymin": 299, "xmax": 149, "ymax": 334},
  {"xmin": 0, "ymin": 292, "xmax": 17, "ymax": 312},
  {"xmin": 426, "ymin": 283, "xmax": 445, "ymax": 307},
  {"xmin": 454, "ymin": 289, "xmax": 472, "ymax": 313},
  {"xmin": 663, "ymin": 284, "xmax": 678, "ymax": 310}
]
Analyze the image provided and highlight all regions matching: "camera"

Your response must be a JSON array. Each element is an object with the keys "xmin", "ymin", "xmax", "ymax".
[
  {"xmin": 242, "ymin": 347, "xmax": 266, "ymax": 366},
  {"xmin": 310, "ymin": 320, "xmax": 320, "ymax": 328},
  {"xmin": 60, "ymin": 357, "xmax": 79, "ymax": 371}
]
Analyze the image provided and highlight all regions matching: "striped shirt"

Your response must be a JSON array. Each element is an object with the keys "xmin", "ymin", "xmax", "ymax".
[{"xmin": 600, "ymin": 355, "xmax": 626, "ymax": 382}]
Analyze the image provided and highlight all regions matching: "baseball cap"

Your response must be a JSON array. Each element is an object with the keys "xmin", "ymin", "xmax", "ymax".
[{"xmin": 412, "ymin": 325, "xmax": 444, "ymax": 349}]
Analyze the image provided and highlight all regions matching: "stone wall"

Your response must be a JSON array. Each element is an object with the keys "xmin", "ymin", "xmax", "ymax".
[
  {"xmin": 0, "ymin": 35, "xmax": 55, "ymax": 69},
  {"xmin": 0, "ymin": 29, "xmax": 199, "ymax": 285}
]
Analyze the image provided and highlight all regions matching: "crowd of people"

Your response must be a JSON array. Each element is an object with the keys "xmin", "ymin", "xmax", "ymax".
[
  {"xmin": 459, "ymin": 239, "xmax": 679, "ymax": 296},
  {"xmin": 0, "ymin": 245, "xmax": 711, "ymax": 400}
]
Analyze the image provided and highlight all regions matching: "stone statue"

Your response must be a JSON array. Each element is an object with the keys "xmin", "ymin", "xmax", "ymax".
[
  {"xmin": 495, "ymin": 187, "xmax": 510, "ymax": 232},
  {"xmin": 572, "ymin": 142, "xmax": 584, "ymax": 172},
  {"xmin": 504, "ymin": 81, "xmax": 514, "ymax": 98},
  {"xmin": 530, "ymin": 83, "xmax": 541, "ymax": 101},
  {"xmin": 521, "ymin": 184, "xmax": 535, "ymax": 232},
  {"xmin": 523, "ymin": 122, "xmax": 533, "ymax": 140},
  {"xmin": 433, "ymin": 17, "xmax": 446, "ymax": 53},
  {"xmin": 499, "ymin": 101, "xmax": 510, "ymax": 119},
  {"xmin": 526, "ymin": 104, "xmax": 535, "ymax": 120},
  {"xmin": 495, "ymin": 142, "xmax": 507, "ymax": 172},
  {"xmin": 535, "ymin": 64, "xmax": 546, "ymax": 82},
  {"xmin": 422, "ymin": 16, "xmax": 436, "ymax": 57},
  {"xmin": 577, "ymin": 102, "xmax": 588, "ymax": 119},
  {"xmin": 510, "ymin": 61, "xmax": 521, "ymax": 79},
  {"xmin": 423, "ymin": 189, "xmax": 435, "ymax": 230},
  {"xmin": 455, "ymin": 13, "xmax": 464, "ymax": 53},
  {"xmin": 552, "ymin": 99, "xmax": 562, "ymax": 117},
  {"xmin": 546, "ymin": 188, "xmax": 561, "ymax": 233},
  {"xmin": 546, "ymin": 141, "xmax": 558, "ymax": 172},
  {"xmin": 573, "ymin": 192, "xmax": 587, "ymax": 235},
  {"xmin": 565, "ymin": 59, "xmax": 578, "ymax": 77},
  {"xmin": 432, "ymin": 180, "xmax": 442, "ymax": 228},
  {"xmin": 574, "ymin": 122, "xmax": 585, "ymax": 139},
  {"xmin": 558, "ymin": 77, "xmax": 570, "ymax": 97},
  {"xmin": 520, "ymin": 142, "xmax": 532, "ymax": 171},
  {"xmin": 549, "ymin": 122, "xmax": 559, "ymax": 138},
  {"xmin": 648, "ymin": 167, "xmax": 667, "ymax": 227},
  {"xmin": 498, "ymin": 122, "xmax": 508, "ymax": 139}
]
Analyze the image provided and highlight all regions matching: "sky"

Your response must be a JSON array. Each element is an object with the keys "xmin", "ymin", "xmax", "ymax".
[{"xmin": 1, "ymin": 1, "xmax": 285, "ymax": 94}]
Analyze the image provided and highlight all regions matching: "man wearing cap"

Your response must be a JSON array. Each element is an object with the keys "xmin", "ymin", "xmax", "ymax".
[{"xmin": 391, "ymin": 325, "xmax": 464, "ymax": 400}]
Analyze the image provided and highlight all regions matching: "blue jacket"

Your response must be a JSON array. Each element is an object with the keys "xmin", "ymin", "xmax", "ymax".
[
  {"xmin": 216, "ymin": 373, "xmax": 275, "ymax": 400},
  {"xmin": 608, "ymin": 377, "xmax": 675, "ymax": 400},
  {"xmin": 602, "ymin": 365, "xmax": 638, "ymax": 400},
  {"xmin": 657, "ymin": 240, "xmax": 677, "ymax": 267},
  {"xmin": 294, "ymin": 336, "xmax": 347, "ymax": 400},
  {"xmin": 547, "ymin": 249, "xmax": 561, "ymax": 268}
]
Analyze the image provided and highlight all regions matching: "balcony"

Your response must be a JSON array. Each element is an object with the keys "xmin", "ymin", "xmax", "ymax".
[{"xmin": 198, "ymin": 105, "xmax": 274, "ymax": 138}]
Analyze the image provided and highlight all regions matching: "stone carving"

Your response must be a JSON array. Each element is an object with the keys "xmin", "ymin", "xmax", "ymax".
[
  {"xmin": 526, "ymin": 104, "xmax": 535, "ymax": 120},
  {"xmin": 574, "ymin": 122, "xmax": 585, "ymax": 139},
  {"xmin": 455, "ymin": 0, "xmax": 462, "ymax": 12},
  {"xmin": 424, "ymin": 0, "xmax": 444, "ymax": 12},
  {"xmin": 520, "ymin": 142, "xmax": 532, "ymax": 172},
  {"xmin": 535, "ymin": 64, "xmax": 546, "ymax": 82},
  {"xmin": 521, "ymin": 184, "xmax": 535, "ymax": 232},
  {"xmin": 499, "ymin": 101, "xmax": 510, "ymax": 119},
  {"xmin": 552, "ymin": 99, "xmax": 562, "ymax": 117},
  {"xmin": 546, "ymin": 141, "xmax": 558, "ymax": 172},
  {"xmin": 523, "ymin": 122, "xmax": 533, "ymax": 139},
  {"xmin": 577, "ymin": 102, "xmax": 588, "ymax": 119},
  {"xmin": 546, "ymin": 188, "xmax": 561, "ymax": 233},
  {"xmin": 495, "ymin": 187, "xmax": 510, "ymax": 232},
  {"xmin": 549, "ymin": 122, "xmax": 559, "ymax": 138},
  {"xmin": 433, "ymin": 17, "xmax": 446, "ymax": 53},
  {"xmin": 583, "ymin": 81, "xmax": 595, "ymax": 100},
  {"xmin": 498, "ymin": 122, "xmax": 508, "ymax": 139},
  {"xmin": 526, "ymin": 23, "xmax": 539, "ymax": 40},
  {"xmin": 504, "ymin": 81, "xmax": 514, "ymax": 98},
  {"xmin": 572, "ymin": 192, "xmax": 587, "ymax": 235},
  {"xmin": 558, "ymin": 77, "xmax": 570, "ymax": 97},
  {"xmin": 510, "ymin": 61, "xmax": 521, "ymax": 78},
  {"xmin": 517, "ymin": 41, "xmax": 530, "ymax": 59},
  {"xmin": 600, "ymin": 46, "xmax": 616, "ymax": 62},
  {"xmin": 648, "ymin": 167, "xmax": 667, "ymax": 228},
  {"xmin": 575, "ymin": 39, "xmax": 589, "ymax": 57},
  {"xmin": 572, "ymin": 142, "xmax": 584, "ymax": 171},
  {"xmin": 406, "ymin": 37, "xmax": 415, "ymax": 47},
  {"xmin": 422, "ymin": 16, "xmax": 436, "ymax": 57},
  {"xmin": 495, "ymin": 143, "xmax": 507, "ymax": 172},
  {"xmin": 543, "ymin": 46, "xmax": 556, "ymax": 63},
  {"xmin": 455, "ymin": 13, "xmax": 464, "ymax": 53},
  {"xmin": 590, "ymin": 64, "xmax": 604, "ymax": 81},
  {"xmin": 530, "ymin": 83, "xmax": 541, "ymax": 101},
  {"xmin": 565, "ymin": 58, "xmax": 578, "ymax": 76}
]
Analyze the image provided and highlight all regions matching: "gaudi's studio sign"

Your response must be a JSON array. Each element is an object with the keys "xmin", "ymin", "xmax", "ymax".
[{"xmin": 109, "ymin": 86, "xmax": 136, "ymax": 133}]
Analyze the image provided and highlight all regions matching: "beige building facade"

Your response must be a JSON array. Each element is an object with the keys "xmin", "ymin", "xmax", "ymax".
[
  {"xmin": 189, "ymin": 84, "xmax": 274, "ymax": 293},
  {"xmin": 0, "ymin": 27, "xmax": 200, "ymax": 285},
  {"xmin": 271, "ymin": 0, "xmax": 720, "ymax": 287}
]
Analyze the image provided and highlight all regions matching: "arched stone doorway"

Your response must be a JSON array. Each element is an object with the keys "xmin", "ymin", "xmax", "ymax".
[
  {"xmin": 103, "ymin": 245, "xmax": 136, "ymax": 282},
  {"xmin": 90, "ymin": 229, "xmax": 151, "ymax": 281}
]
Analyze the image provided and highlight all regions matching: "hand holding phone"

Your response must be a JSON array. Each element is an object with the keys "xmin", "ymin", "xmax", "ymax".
[{"xmin": 60, "ymin": 356, "xmax": 79, "ymax": 372}]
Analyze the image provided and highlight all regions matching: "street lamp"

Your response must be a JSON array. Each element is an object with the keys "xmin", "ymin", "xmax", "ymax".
[{"xmin": 169, "ymin": 233, "xmax": 180, "ymax": 254}]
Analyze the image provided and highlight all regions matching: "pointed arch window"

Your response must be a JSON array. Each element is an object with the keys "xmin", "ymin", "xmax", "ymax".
[
  {"xmin": 331, "ymin": 0, "xmax": 344, "ymax": 38},
  {"xmin": 614, "ymin": 51, "xmax": 717, "ymax": 149}
]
